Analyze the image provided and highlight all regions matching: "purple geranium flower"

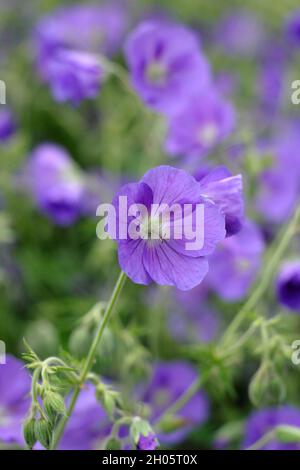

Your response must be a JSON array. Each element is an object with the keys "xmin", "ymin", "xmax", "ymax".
[
  {"xmin": 207, "ymin": 221, "xmax": 265, "ymax": 301},
  {"xmin": 214, "ymin": 10, "xmax": 265, "ymax": 56},
  {"xmin": 0, "ymin": 109, "xmax": 15, "ymax": 142},
  {"xmin": 243, "ymin": 406, "xmax": 300, "ymax": 450},
  {"xmin": 25, "ymin": 144, "xmax": 86, "ymax": 226},
  {"xmin": 34, "ymin": 2, "xmax": 127, "ymax": 61},
  {"xmin": 165, "ymin": 89, "xmax": 235, "ymax": 158},
  {"xmin": 137, "ymin": 432, "xmax": 159, "ymax": 450},
  {"xmin": 276, "ymin": 261, "xmax": 300, "ymax": 312},
  {"xmin": 285, "ymin": 10, "xmax": 300, "ymax": 46},
  {"xmin": 44, "ymin": 49, "xmax": 102, "ymax": 105},
  {"xmin": 196, "ymin": 166, "xmax": 244, "ymax": 237},
  {"xmin": 57, "ymin": 386, "xmax": 110, "ymax": 450},
  {"xmin": 0, "ymin": 355, "xmax": 31, "ymax": 446},
  {"xmin": 124, "ymin": 20, "xmax": 211, "ymax": 114},
  {"xmin": 111, "ymin": 166, "xmax": 226, "ymax": 291},
  {"xmin": 139, "ymin": 361, "xmax": 209, "ymax": 444}
]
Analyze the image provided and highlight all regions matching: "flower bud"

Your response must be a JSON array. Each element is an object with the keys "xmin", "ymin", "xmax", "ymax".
[
  {"xmin": 34, "ymin": 418, "xmax": 52, "ymax": 449},
  {"xmin": 23, "ymin": 417, "xmax": 37, "ymax": 449},
  {"xmin": 44, "ymin": 391, "xmax": 66, "ymax": 420},
  {"xmin": 275, "ymin": 425, "xmax": 300, "ymax": 443}
]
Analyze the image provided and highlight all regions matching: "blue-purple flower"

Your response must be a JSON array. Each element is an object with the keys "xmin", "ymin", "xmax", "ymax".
[
  {"xmin": 44, "ymin": 49, "xmax": 102, "ymax": 105},
  {"xmin": 207, "ymin": 221, "xmax": 265, "ymax": 301},
  {"xmin": 25, "ymin": 144, "xmax": 86, "ymax": 226},
  {"xmin": 111, "ymin": 165, "xmax": 226, "ymax": 291},
  {"xmin": 137, "ymin": 432, "xmax": 159, "ymax": 450},
  {"xmin": 139, "ymin": 361, "xmax": 209, "ymax": 444},
  {"xmin": 214, "ymin": 11, "xmax": 264, "ymax": 56},
  {"xmin": 285, "ymin": 10, "xmax": 300, "ymax": 46},
  {"xmin": 243, "ymin": 406, "xmax": 300, "ymax": 450},
  {"xmin": 165, "ymin": 89, "xmax": 235, "ymax": 158},
  {"xmin": 196, "ymin": 166, "xmax": 244, "ymax": 237},
  {"xmin": 0, "ymin": 355, "xmax": 31, "ymax": 446},
  {"xmin": 0, "ymin": 109, "xmax": 15, "ymax": 142},
  {"xmin": 124, "ymin": 20, "xmax": 211, "ymax": 114},
  {"xmin": 276, "ymin": 261, "xmax": 300, "ymax": 313}
]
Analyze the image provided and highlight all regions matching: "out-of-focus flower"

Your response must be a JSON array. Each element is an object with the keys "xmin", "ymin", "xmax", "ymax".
[
  {"xmin": 214, "ymin": 10, "xmax": 265, "ymax": 56},
  {"xmin": 25, "ymin": 144, "xmax": 86, "ymax": 226},
  {"xmin": 0, "ymin": 355, "xmax": 31, "ymax": 446},
  {"xmin": 255, "ymin": 125, "xmax": 300, "ymax": 223},
  {"xmin": 276, "ymin": 261, "xmax": 300, "ymax": 312},
  {"xmin": 243, "ymin": 406, "xmax": 300, "ymax": 450},
  {"xmin": 139, "ymin": 361, "xmax": 209, "ymax": 444},
  {"xmin": 196, "ymin": 166, "xmax": 244, "ymax": 237},
  {"xmin": 285, "ymin": 10, "xmax": 300, "ymax": 46},
  {"xmin": 57, "ymin": 386, "xmax": 110, "ymax": 450},
  {"xmin": 111, "ymin": 165, "xmax": 226, "ymax": 291},
  {"xmin": 137, "ymin": 432, "xmax": 159, "ymax": 450},
  {"xmin": 0, "ymin": 109, "xmax": 15, "ymax": 142},
  {"xmin": 208, "ymin": 221, "xmax": 265, "ymax": 302},
  {"xmin": 34, "ymin": 3, "xmax": 127, "ymax": 61},
  {"xmin": 165, "ymin": 89, "xmax": 235, "ymax": 159},
  {"xmin": 43, "ymin": 49, "xmax": 102, "ymax": 105},
  {"xmin": 124, "ymin": 20, "xmax": 211, "ymax": 114}
]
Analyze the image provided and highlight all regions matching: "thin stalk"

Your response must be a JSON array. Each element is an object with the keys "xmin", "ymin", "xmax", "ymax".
[{"xmin": 50, "ymin": 271, "xmax": 127, "ymax": 450}]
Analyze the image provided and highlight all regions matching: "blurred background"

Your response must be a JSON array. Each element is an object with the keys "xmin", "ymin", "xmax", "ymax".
[{"xmin": 1, "ymin": 0, "xmax": 300, "ymax": 451}]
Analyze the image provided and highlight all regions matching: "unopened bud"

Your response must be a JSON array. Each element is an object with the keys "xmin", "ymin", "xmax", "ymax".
[{"xmin": 23, "ymin": 417, "xmax": 37, "ymax": 449}]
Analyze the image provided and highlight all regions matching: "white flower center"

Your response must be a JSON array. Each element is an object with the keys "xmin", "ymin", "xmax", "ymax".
[
  {"xmin": 146, "ymin": 62, "xmax": 167, "ymax": 85},
  {"xmin": 198, "ymin": 123, "xmax": 218, "ymax": 147}
]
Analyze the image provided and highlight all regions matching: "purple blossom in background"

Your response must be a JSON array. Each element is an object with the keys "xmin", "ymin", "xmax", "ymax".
[
  {"xmin": 124, "ymin": 20, "xmax": 211, "ymax": 114},
  {"xmin": 256, "ymin": 125, "xmax": 300, "ymax": 223},
  {"xmin": 285, "ymin": 10, "xmax": 300, "ymax": 46},
  {"xmin": 276, "ymin": 261, "xmax": 300, "ymax": 313},
  {"xmin": 169, "ymin": 286, "xmax": 219, "ymax": 343},
  {"xmin": 112, "ymin": 166, "xmax": 226, "ymax": 291},
  {"xmin": 196, "ymin": 166, "xmax": 244, "ymax": 237},
  {"xmin": 139, "ymin": 361, "xmax": 209, "ymax": 444},
  {"xmin": 215, "ymin": 10, "xmax": 265, "ymax": 56},
  {"xmin": 208, "ymin": 221, "xmax": 265, "ymax": 302},
  {"xmin": 137, "ymin": 432, "xmax": 159, "ymax": 450},
  {"xmin": 165, "ymin": 89, "xmax": 235, "ymax": 159},
  {"xmin": 25, "ymin": 144, "xmax": 86, "ymax": 226},
  {"xmin": 35, "ymin": 3, "xmax": 127, "ymax": 61},
  {"xmin": 0, "ymin": 109, "xmax": 15, "ymax": 142},
  {"xmin": 44, "ymin": 49, "xmax": 102, "ymax": 105},
  {"xmin": 0, "ymin": 355, "xmax": 31, "ymax": 446},
  {"xmin": 57, "ymin": 386, "xmax": 110, "ymax": 450},
  {"xmin": 243, "ymin": 406, "xmax": 300, "ymax": 450}
]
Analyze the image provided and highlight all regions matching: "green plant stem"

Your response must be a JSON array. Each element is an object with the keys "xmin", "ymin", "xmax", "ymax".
[
  {"xmin": 221, "ymin": 205, "xmax": 300, "ymax": 348},
  {"xmin": 50, "ymin": 270, "xmax": 127, "ymax": 450}
]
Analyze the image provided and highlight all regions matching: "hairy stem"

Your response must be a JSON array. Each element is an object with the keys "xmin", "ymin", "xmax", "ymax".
[{"xmin": 50, "ymin": 270, "xmax": 127, "ymax": 450}]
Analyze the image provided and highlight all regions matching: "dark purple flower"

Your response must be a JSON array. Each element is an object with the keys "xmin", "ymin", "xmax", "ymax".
[
  {"xmin": 196, "ymin": 166, "xmax": 244, "ymax": 237},
  {"xmin": 208, "ymin": 221, "xmax": 265, "ymax": 302},
  {"xmin": 111, "ymin": 166, "xmax": 226, "ymax": 291},
  {"xmin": 243, "ymin": 406, "xmax": 300, "ymax": 450},
  {"xmin": 137, "ymin": 432, "xmax": 159, "ymax": 450},
  {"xmin": 214, "ymin": 11, "xmax": 265, "ymax": 56},
  {"xmin": 44, "ymin": 49, "xmax": 102, "ymax": 105},
  {"xmin": 276, "ymin": 261, "xmax": 300, "ymax": 313},
  {"xmin": 0, "ymin": 109, "xmax": 15, "ymax": 142},
  {"xmin": 285, "ymin": 10, "xmax": 300, "ymax": 46},
  {"xmin": 124, "ymin": 20, "xmax": 211, "ymax": 114},
  {"xmin": 165, "ymin": 89, "xmax": 235, "ymax": 158},
  {"xmin": 26, "ymin": 144, "xmax": 86, "ymax": 226},
  {"xmin": 58, "ymin": 386, "xmax": 110, "ymax": 450},
  {"xmin": 0, "ymin": 355, "xmax": 31, "ymax": 446},
  {"xmin": 139, "ymin": 361, "xmax": 209, "ymax": 444}
]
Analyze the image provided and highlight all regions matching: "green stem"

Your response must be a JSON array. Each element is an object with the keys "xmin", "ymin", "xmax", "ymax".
[
  {"xmin": 246, "ymin": 430, "xmax": 275, "ymax": 450},
  {"xmin": 50, "ymin": 271, "xmax": 127, "ymax": 450},
  {"xmin": 221, "ymin": 205, "xmax": 300, "ymax": 348}
]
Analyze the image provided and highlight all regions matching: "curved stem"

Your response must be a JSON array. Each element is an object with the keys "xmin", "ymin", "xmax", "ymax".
[{"xmin": 50, "ymin": 271, "xmax": 127, "ymax": 450}]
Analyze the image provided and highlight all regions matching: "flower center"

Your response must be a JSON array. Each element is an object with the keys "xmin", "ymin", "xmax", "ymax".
[
  {"xmin": 0, "ymin": 406, "xmax": 9, "ymax": 426},
  {"xmin": 198, "ymin": 123, "xmax": 218, "ymax": 147},
  {"xmin": 140, "ymin": 213, "xmax": 168, "ymax": 241},
  {"xmin": 146, "ymin": 62, "xmax": 167, "ymax": 85}
]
